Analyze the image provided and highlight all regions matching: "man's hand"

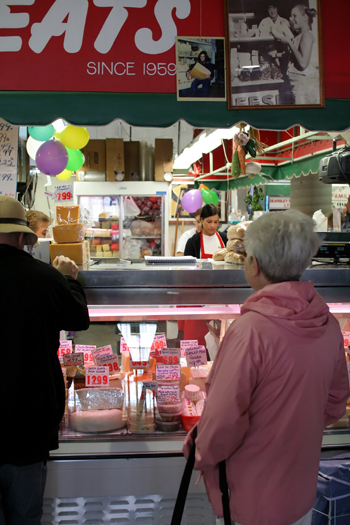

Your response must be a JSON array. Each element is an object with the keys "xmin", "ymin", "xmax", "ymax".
[{"xmin": 53, "ymin": 256, "xmax": 79, "ymax": 280}]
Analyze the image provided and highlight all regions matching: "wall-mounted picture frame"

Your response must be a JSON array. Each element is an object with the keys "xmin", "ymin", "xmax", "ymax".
[
  {"xmin": 176, "ymin": 37, "xmax": 226, "ymax": 101},
  {"xmin": 224, "ymin": 0, "xmax": 324, "ymax": 109},
  {"xmin": 169, "ymin": 181, "xmax": 226, "ymax": 222}
]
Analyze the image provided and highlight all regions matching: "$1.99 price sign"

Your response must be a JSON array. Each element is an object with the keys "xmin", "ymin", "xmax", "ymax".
[
  {"xmin": 85, "ymin": 366, "xmax": 109, "ymax": 387},
  {"xmin": 54, "ymin": 184, "xmax": 73, "ymax": 203}
]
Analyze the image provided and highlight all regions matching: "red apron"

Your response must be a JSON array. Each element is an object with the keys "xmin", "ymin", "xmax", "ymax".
[{"xmin": 200, "ymin": 231, "xmax": 225, "ymax": 259}]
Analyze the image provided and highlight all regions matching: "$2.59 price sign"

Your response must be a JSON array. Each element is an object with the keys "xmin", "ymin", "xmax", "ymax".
[
  {"xmin": 85, "ymin": 366, "xmax": 109, "ymax": 387},
  {"xmin": 54, "ymin": 184, "xmax": 73, "ymax": 203},
  {"xmin": 57, "ymin": 340, "xmax": 72, "ymax": 358}
]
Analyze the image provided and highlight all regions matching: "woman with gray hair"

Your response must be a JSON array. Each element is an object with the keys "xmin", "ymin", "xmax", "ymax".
[{"xmin": 183, "ymin": 210, "xmax": 349, "ymax": 525}]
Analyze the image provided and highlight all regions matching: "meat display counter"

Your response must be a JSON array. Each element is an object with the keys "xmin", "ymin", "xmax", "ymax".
[{"xmin": 44, "ymin": 261, "xmax": 350, "ymax": 522}]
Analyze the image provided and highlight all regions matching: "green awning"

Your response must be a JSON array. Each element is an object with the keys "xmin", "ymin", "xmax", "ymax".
[
  {"xmin": 194, "ymin": 152, "xmax": 324, "ymax": 190},
  {"xmin": 0, "ymin": 92, "xmax": 349, "ymax": 131}
]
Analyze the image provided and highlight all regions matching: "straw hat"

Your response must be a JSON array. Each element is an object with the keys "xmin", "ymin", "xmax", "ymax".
[{"xmin": 0, "ymin": 196, "xmax": 38, "ymax": 246}]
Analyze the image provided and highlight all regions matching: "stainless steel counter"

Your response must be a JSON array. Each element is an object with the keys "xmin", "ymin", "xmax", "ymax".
[{"xmin": 79, "ymin": 260, "xmax": 350, "ymax": 305}]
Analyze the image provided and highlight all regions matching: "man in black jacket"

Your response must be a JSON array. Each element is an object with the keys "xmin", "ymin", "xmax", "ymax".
[{"xmin": 0, "ymin": 196, "xmax": 90, "ymax": 524}]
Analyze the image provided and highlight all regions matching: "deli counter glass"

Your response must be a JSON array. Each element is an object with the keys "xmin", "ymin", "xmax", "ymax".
[{"xmin": 74, "ymin": 181, "xmax": 169, "ymax": 260}]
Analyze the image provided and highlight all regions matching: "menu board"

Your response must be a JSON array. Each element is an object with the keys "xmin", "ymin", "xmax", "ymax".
[{"xmin": 0, "ymin": 119, "xmax": 18, "ymax": 199}]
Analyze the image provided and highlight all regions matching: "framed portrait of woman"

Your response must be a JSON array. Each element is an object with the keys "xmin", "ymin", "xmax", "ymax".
[{"xmin": 224, "ymin": 0, "xmax": 324, "ymax": 109}]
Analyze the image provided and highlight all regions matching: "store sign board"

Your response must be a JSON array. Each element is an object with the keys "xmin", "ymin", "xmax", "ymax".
[
  {"xmin": 269, "ymin": 197, "xmax": 290, "ymax": 210},
  {"xmin": 0, "ymin": 119, "xmax": 18, "ymax": 198},
  {"xmin": 0, "ymin": 0, "xmax": 223, "ymax": 93}
]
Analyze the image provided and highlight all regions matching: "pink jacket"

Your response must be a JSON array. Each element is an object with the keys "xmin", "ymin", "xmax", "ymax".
[{"xmin": 183, "ymin": 281, "xmax": 349, "ymax": 525}]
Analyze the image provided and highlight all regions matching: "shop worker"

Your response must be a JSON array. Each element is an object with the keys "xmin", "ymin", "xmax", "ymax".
[
  {"xmin": 184, "ymin": 204, "xmax": 227, "ymax": 258},
  {"xmin": 183, "ymin": 210, "xmax": 349, "ymax": 525},
  {"xmin": 176, "ymin": 207, "xmax": 202, "ymax": 256},
  {"xmin": 0, "ymin": 196, "xmax": 90, "ymax": 525},
  {"xmin": 26, "ymin": 209, "xmax": 51, "ymax": 239}
]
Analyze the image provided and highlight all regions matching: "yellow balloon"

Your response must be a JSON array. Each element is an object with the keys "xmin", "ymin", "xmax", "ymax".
[
  {"xmin": 54, "ymin": 132, "xmax": 61, "ymax": 140},
  {"xmin": 56, "ymin": 169, "xmax": 72, "ymax": 181},
  {"xmin": 59, "ymin": 125, "xmax": 89, "ymax": 150}
]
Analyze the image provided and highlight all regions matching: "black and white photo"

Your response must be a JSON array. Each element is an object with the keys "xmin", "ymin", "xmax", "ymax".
[{"xmin": 224, "ymin": 0, "xmax": 324, "ymax": 108}]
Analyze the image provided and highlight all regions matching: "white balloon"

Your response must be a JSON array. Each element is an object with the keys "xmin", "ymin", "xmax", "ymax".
[{"xmin": 26, "ymin": 135, "xmax": 45, "ymax": 161}]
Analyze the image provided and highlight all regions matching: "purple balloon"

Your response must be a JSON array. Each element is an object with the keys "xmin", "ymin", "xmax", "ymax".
[
  {"xmin": 181, "ymin": 189, "xmax": 203, "ymax": 213},
  {"xmin": 36, "ymin": 140, "xmax": 68, "ymax": 176}
]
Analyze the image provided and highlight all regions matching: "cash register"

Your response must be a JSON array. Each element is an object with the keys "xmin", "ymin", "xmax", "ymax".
[{"xmin": 314, "ymin": 232, "xmax": 350, "ymax": 263}]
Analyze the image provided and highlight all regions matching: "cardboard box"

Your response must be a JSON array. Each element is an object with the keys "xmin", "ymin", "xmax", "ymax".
[
  {"xmin": 154, "ymin": 139, "xmax": 173, "ymax": 181},
  {"xmin": 124, "ymin": 141, "xmax": 140, "ymax": 181},
  {"xmin": 106, "ymin": 138, "xmax": 124, "ymax": 181},
  {"xmin": 80, "ymin": 140, "xmax": 106, "ymax": 173}
]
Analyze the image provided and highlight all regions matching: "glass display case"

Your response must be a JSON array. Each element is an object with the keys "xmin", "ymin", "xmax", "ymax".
[
  {"xmin": 45, "ymin": 263, "xmax": 350, "ymax": 515},
  {"xmin": 74, "ymin": 181, "xmax": 169, "ymax": 260}
]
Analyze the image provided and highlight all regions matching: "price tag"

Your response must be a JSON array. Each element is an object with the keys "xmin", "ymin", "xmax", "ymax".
[
  {"xmin": 85, "ymin": 366, "xmax": 109, "ymax": 387},
  {"xmin": 0, "ymin": 120, "xmax": 18, "ymax": 199},
  {"xmin": 57, "ymin": 340, "xmax": 72, "ymax": 358},
  {"xmin": 162, "ymin": 348, "xmax": 181, "ymax": 365},
  {"xmin": 130, "ymin": 359, "xmax": 150, "ymax": 370},
  {"xmin": 54, "ymin": 184, "xmax": 73, "ymax": 203},
  {"xmin": 185, "ymin": 346, "xmax": 207, "ymax": 367},
  {"xmin": 120, "ymin": 336, "xmax": 140, "ymax": 353},
  {"xmin": 93, "ymin": 345, "xmax": 113, "ymax": 362},
  {"xmin": 75, "ymin": 345, "xmax": 96, "ymax": 365},
  {"xmin": 342, "ymin": 331, "xmax": 350, "ymax": 350},
  {"xmin": 157, "ymin": 385, "xmax": 180, "ymax": 403},
  {"xmin": 141, "ymin": 381, "xmax": 158, "ymax": 400},
  {"xmin": 150, "ymin": 334, "xmax": 167, "ymax": 352},
  {"xmin": 63, "ymin": 353, "xmax": 84, "ymax": 366},
  {"xmin": 180, "ymin": 339, "xmax": 198, "ymax": 358},
  {"xmin": 156, "ymin": 364, "xmax": 181, "ymax": 381},
  {"xmin": 95, "ymin": 353, "xmax": 119, "ymax": 373}
]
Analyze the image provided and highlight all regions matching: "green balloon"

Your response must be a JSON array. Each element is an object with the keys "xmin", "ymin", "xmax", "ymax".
[
  {"xmin": 201, "ymin": 188, "xmax": 219, "ymax": 205},
  {"xmin": 28, "ymin": 125, "xmax": 55, "ymax": 142},
  {"xmin": 65, "ymin": 147, "xmax": 84, "ymax": 171}
]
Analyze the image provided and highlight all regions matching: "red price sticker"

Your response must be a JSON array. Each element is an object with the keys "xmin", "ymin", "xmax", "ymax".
[
  {"xmin": 95, "ymin": 353, "xmax": 119, "ymax": 373},
  {"xmin": 130, "ymin": 360, "xmax": 150, "ymax": 370},
  {"xmin": 162, "ymin": 348, "xmax": 181, "ymax": 365},
  {"xmin": 155, "ymin": 364, "xmax": 181, "ymax": 381},
  {"xmin": 157, "ymin": 385, "xmax": 181, "ymax": 403},
  {"xmin": 57, "ymin": 340, "xmax": 72, "ymax": 358},
  {"xmin": 85, "ymin": 366, "xmax": 109, "ymax": 387}
]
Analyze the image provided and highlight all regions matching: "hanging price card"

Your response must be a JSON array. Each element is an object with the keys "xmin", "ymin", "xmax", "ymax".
[
  {"xmin": 75, "ymin": 345, "xmax": 96, "ymax": 365},
  {"xmin": 95, "ymin": 353, "xmax": 119, "ymax": 373},
  {"xmin": 156, "ymin": 364, "xmax": 181, "ymax": 381},
  {"xmin": 0, "ymin": 119, "xmax": 18, "ymax": 199},
  {"xmin": 57, "ymin": 340, "xmax": 72, "ymax": 358},
  {"xmin": 63, "ymin": 353, "xmax": 84, "ymax": 367},
  {"xmin": 162, "ymin": 348, "xmax": 181, "ymax": 365},
  {"xmin": 93, "ymin": 345, "xmax": 113, "ymax": 362},
  {"xmin": 54, "ymin": 184, "xmax": 73, "ymax": 203},
  {"xmin": 85, "ymin": 366, "xmax": 109, "ymax": 387},
  {"xmin": 157, "ymin": 385, "xmax": 181, "ymax": 403},
  {"xmin": 342, "ymin": 332, "xmax": 350, "ymax": 350},
  {"xmin": 180, "ymin": 339, "xmax": 198, "ymax": 358},
  {"xmin": 185, "ymin": 346, "xmax": 207, "ymax": 367}
]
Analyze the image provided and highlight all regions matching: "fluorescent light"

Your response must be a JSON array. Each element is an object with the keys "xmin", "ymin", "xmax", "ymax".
[{"xmin": 173, "ymin": 126, "xmax": 240, "ymax": 169}]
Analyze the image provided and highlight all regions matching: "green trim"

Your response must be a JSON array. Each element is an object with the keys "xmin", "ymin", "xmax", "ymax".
[
  {"xmin": 0, "ymin": 92, "xmax": 349, "ymax": 130},
  {"xmin": 265, "ymin": 184, "xmax": 290, "ymax": 196}
]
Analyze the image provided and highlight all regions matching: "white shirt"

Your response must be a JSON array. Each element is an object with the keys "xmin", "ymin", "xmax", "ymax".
[
  {"xmin": 258, "ymin": 15, "xmax": 294, "ymax": 39},
  {"xmin": 201, "ymin": 232, "xmax": 224, "ymax": 257},
  {"xmin": 176, "ymin": 227, "xmax": 197, "ymax": 254}
]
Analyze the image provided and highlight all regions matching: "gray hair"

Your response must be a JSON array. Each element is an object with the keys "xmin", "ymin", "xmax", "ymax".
[{"xmin": 244, "ymin": 210, "xmax": 322, "ymax": 282}]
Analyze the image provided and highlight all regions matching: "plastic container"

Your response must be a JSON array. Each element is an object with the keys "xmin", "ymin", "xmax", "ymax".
[
  {"xmin": 181, "ymin": 414, "xmax": 200, "ymax": 432},
  {"xmin": 157, "ymin": 402, "xmax": 182, "ymax": 414},
  {"xmin": 156, "ymin": 420, "xmax": 181, "ymax": 432},
  {"xmin": 155, "ymin": 410, "xmax": 181, "ymax": 423}
]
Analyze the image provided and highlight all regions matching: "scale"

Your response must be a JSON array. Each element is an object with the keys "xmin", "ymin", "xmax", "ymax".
[{"xmin": 314, "ymin": 232, "xmax": 350, "ymax": 263}]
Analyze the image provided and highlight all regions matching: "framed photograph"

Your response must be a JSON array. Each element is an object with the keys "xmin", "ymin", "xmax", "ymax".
[
  {"xmin": 176, "ymin": 37, "xmax": 226, "ymax": 101},
  {"xmin": 224, "ymin": 0, "xmax": 324, "ymax": 109},
  {"xmin": 169, "ymin": 181, "xmax": 226, "ymax": 222}
]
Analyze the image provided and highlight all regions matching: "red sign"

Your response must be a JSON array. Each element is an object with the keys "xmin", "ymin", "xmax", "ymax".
[{"xmin": 0, "ymin": 0, "xmax": 224, "ymax": 92}]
